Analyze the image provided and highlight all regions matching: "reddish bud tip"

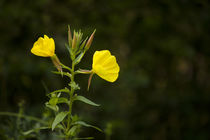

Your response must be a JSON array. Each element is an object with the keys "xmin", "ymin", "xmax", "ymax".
[
  {"xmin": 87, "ymin": 72, "xmax": 94, "ymax": 91},
  {"xmin": 85, "ymin": 29, "xmax": 96, "ymax": 50},
  {"xmin": 72, "ymin": 31, "xmax": 77, "ymax": 49}
]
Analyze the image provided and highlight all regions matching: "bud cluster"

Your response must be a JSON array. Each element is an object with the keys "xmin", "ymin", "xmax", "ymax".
[{"xmin": 67, "ymin": 26, "xmax": 96, "ymax": 64}]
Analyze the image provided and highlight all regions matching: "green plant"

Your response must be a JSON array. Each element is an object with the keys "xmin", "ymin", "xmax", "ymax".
[{"xmin": 29, "ymin": 26, "xmax": 120, "ymax": 140}]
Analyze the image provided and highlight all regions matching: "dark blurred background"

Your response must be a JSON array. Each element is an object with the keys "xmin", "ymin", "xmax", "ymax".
[{"xmin": 1, "ymin": 0, "xmax": 210, "ymax": 139}]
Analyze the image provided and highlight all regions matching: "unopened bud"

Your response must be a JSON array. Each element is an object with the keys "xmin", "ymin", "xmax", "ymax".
[
  {"xmin": 85, "ymin": 29, "xmax": 96, "ymax": 50},
  {"xmin": 87, "ymin": 72, "xmax": 94, "ymax": 91},
  {"xmin": 72, "ymin": 31, "xmax": 77, "ymax": 49}
]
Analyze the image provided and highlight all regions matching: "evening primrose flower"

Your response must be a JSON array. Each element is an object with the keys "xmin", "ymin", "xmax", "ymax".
[
  {"xmin": 92, "ymin": 50, "xmax": 120, "ymax": 82},
  {"xmin": 31, "ymin": 35, "xmax": 62, "ymax": 72},
  {"xmin": 31, "ymin": 35, "xmax": 55, "ymax": 57}
]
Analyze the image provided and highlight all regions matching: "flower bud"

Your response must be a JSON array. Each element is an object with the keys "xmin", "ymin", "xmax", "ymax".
[
  {"xmin": 72, "ymin": 31, "xmax": 77, "ymax": 49},
  {"xmin": 88, "ymin": 72, "xmax": 94, "ymax": 91},
  {"xmin": 85, "ymin": 29, "xmax": 96, "ymax": 50}
]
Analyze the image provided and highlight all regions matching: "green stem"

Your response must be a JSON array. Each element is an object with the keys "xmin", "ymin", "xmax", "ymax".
[
  {"xmin": 0, "ymin": 112, "xmax": 47, "ymax": 124},
  {"xmin": 66, "ymin": 56, "xmax": 76, "ymax": 140},
  {"xmin": 61, "ymin": 63, "xmax": 72, "ymax": 72},
  {"xmin": 67, "ymin": 91, "xmax": 74, "ymax": 130}
]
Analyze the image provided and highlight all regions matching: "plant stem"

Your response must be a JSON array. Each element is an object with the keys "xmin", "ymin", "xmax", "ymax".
[
  {"xmin": 61, "ymin": 63, "xmax": 72, "ymax": 72},
  {"xmin": 66, "ymin": 56, "xmax": 76, "ymax": 140}
]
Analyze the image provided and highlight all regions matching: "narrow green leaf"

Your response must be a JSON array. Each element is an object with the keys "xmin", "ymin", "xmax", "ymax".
[
  {"xmin": 57, "ymin": 124, "xmax": 65, "ymax": 130},
  {"xmin": 67, "ymin": 125, "xmax": 78, "ymax": 136},
  {"xmin": 22, "ymin": 127, "xmax": 49, "ymax": 135},
  {"xmin": 74, "ymin": 137, "xmax": 94, "ymax": 140},
  {"xmin": 73, "ymin": 121, "xmax": 102, "ymax": 132},
  {"xmin": 52, "ymin": 111, "xmax": 69, "ymax": 130},
  {"xmin": 60, "ymin": 63, "xmax": 72, "ymax": 72},
  {"xmin": 74, "ymin": 96, "xmax": 100, "ymax": 107},
  {"xmin": 47, "ymin": 88, "xmax": 70, "ymax": 96},
  {"xmin": 74, "ymin": 51, "xmax": 85, "ymax": 65},
  {"xmin": 71, "ymin": 115, "xmax": 79, "ymax": 123},
  {"xmin": 52, "ymin": 71, "xmax": 72, "ymax": 78},
  {"xmin": 65, "ymin": 43, "xmax": 71, "ymax": 54},
  {"xmin": 76, "ymin": 37, "xmax": 88, "ymax": 55}
]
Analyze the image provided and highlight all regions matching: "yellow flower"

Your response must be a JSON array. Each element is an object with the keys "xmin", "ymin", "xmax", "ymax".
[
  {"xmin": 31, "ymin": 35, "xmax": 55, "ymax": 57},
  {"xmin": 92, "ymin": 50, "xmax": 120, "ymax": 82}
]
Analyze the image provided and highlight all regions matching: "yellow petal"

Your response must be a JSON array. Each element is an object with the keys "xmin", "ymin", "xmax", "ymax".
[
  {"xmin": 92, "ymin": 50, "xmax": 111, "ymax": 67},
  {"xmin": 44, "ymin": 35, "xmax": 49, "ymax": 39},
  {"xmin": 31, "ymin": 35, "xmax": 55, "ymax": 57},
  {"xmin": 102, "ymin": 56, "xmax": 120, "ymax": 73},
  {"xmin": 92, "ymin": 50, "xmax": 120, "ymax": 82}
]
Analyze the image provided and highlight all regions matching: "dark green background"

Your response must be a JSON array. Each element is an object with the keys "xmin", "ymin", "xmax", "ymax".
[{"xmin": 1, "ymin": 0, "xmax": 210, "ymax": 139}]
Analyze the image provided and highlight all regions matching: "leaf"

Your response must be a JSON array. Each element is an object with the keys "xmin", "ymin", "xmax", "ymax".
[
  {"xmin": 45, "ymin": 102, "xmax": 59, "ymax": 112},
  {"xmin": 65, "ymin": 43, "xmax": 72, "ymax": 56},
  {"xmin": 60, "ymin": 63, "xmax": 72, "ymax": 72},
  {"xmin": 47, "ymin": 88, "xmax": 70, "ymax": 96},
  {"xmin": 77, "ymin": 37, "xmax": 88, "ymax": 54},
  {"xmin": 74, "ymin": 51, "xmax": 85, "ymax": 65},
  {"xmin": 22, "ymin": 127, "xmax": 49, "ymax": 135},
  {"xmin": 57, "ymin": 124, "xmax": 65, "ymax": 130},
  {"xmin": 52, "ymin": 111, "xmax": 69, "ymax": 130},
  {"xmin": 71, "ymin": 115, "xmax": 79, "ymax": 123},
  {"xmin": 74, "ymin": 137, "xmax": 94, "ymax": 140},
  {"xmin": 67, "ymin": 125, "xmax": 78, "ymax": 136},
  {"xmin": 65, "ymin": 43, "xmax": 74, "ymax": 59},
  {"xmin": 57, "ymin": 98, "xmax": 69, "ymax": 104},
  {"xmin": 52, "ymin": 71, "xmax": 72, "ymax": 78},
  {"xmin": 57, "ymin": 92, "xmax": 62, "ymax": 97},
  {"xmin": 69, "ymin": 81, "xmax": 80, "ymax": 90},
  {"xmin": 49, "ymin": 97, "xmax": 58, "ymax": 106},
  {"xmin": 74, "ymin": 96, "xmax": 100, "ymax": 107},
  {"xmin": 72, "ymin": 121, "xmax": 102, "ymax": 132}
]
